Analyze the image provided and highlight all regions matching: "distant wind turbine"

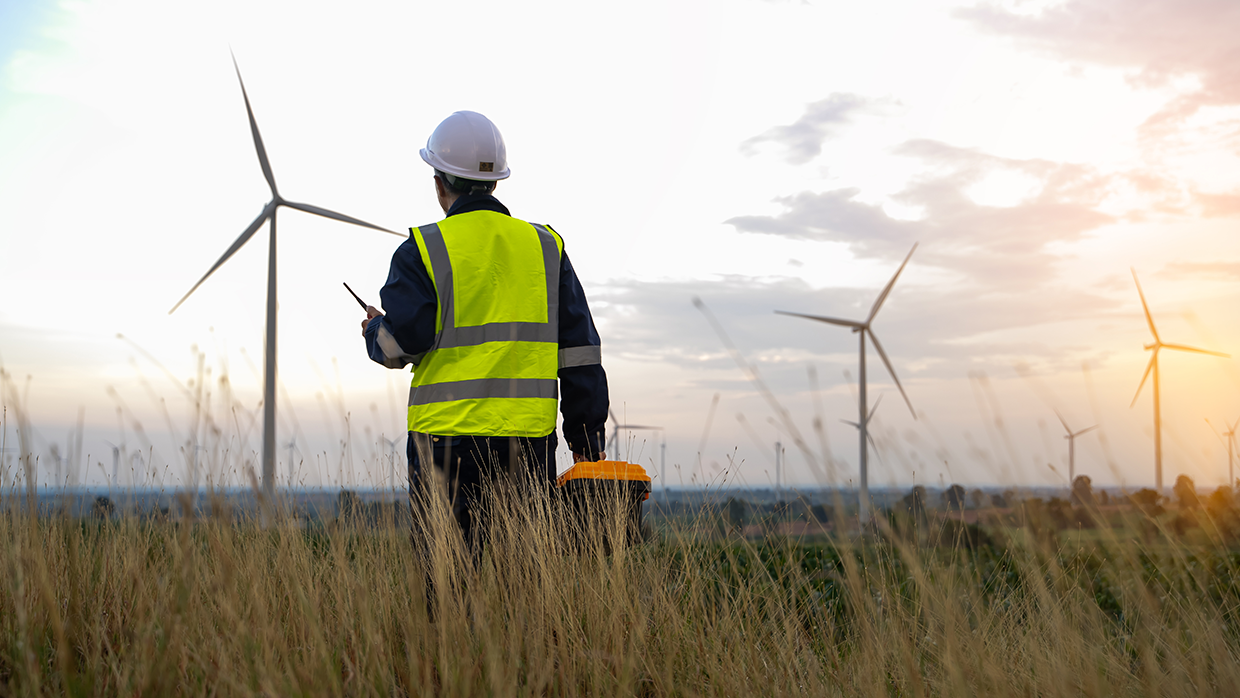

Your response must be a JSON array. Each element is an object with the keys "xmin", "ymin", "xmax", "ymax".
[
  {"xmin": 381, "ymin": 436, "xmax": 400, "ymax": 489},
  {"xmin": 48, "ymin": 444, "xmax": 66, "ymax": 490},
  {"xmin": 103, "ymin": 440, "xmax": 121, "ymax": 491},
  {"xmin": 766, "ymin": 417, "xmax": 785, "ymax": 503},
  {"xmin": 285, "ymin": 439, "xmax": 299, "ymax": 472},
  {"xmin": 778, "ymin": 243, "xmax": 918, "ymax": 524},
  {"xmin": 1129, "ymin": 269, "xmax": 1229, "ymax": 491},
  {"xmin": 1205, "ymin": 417, "xmax": 1240, "ymax": 487},
  {"xmin": 1054, "ymin": 409, "xmax": 1097, "ymax": 484},
  {"xmin": 606, "ymin": 407, "xmax": 662, "ymax": 462},
  {"xmin": 168, "ymin": 54, "xmax": 401, "ymax": 498}
]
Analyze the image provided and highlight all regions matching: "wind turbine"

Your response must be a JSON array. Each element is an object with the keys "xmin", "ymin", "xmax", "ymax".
[
  {"xmin": 1205, "ymin": 418, "xmax": 1240, "ymax": 487},
  {"xmin": 103, "ymin": 440, "xmax": 121, "ymax": 491},
  {"xmin": 605, "ymin": 407, "xmax": 662, "ymax": 462},
  {"xmin": 659, "ymin": 437, "xmax": 667, "ymax": 500},
  {"xmin": 285, "ymin": 439, "xmax": 299, "ymax": 473},
  {"xmin": 1129, "ymin": 269, "xmax": 1229, "ymax": 491},
  {"xmin": 48, "ymin": 444, "xmax": 66, "ymax": 490},
  {"xmin": 778, "ymin": 244, "xmax": 918, "ymax": 524},
  {"xmin": 765, "ymin": 416, "xmax": 786, "ymax": 503},
  {"xmin": 1054, "ymin": 410, "xmax": 1097, "ymax": 484},
  {"xmin": 381, "ymin": 436, "xmax": 401, "ymax": 490},
  {"xmin": 168, "ymin": 55, "xmax": 401, "ymax": 499}
]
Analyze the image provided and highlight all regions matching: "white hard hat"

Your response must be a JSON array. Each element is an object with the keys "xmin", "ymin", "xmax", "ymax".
[{"xmin": 419, "ymin": 111, "xmax": 510, "ymax": 181}]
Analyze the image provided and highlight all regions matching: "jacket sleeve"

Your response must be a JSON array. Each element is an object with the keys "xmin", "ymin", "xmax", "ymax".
[
  {"xmin": 364, "ymin": 238, "xmax": 437, "ymax": 369},
  {"xmin": 556, "ymin": 247, "xmax": 609, "ymax": 457}
]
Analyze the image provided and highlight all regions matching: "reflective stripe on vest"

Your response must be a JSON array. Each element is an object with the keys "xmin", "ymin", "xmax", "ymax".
[{"xmin": 406, "ymin": 212, "xmax": 563, "ymax": 437}]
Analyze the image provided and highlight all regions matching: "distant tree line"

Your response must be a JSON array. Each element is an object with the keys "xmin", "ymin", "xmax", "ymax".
[{"xmin": 889, "ymin": 475, "xmax": 1240, "ymax": 543}]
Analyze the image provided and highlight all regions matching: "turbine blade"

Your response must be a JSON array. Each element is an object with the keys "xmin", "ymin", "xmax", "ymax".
[
  {"xmin": 868, "ymin": 330, "xmax": 916, "ymax": 419},
  {"xmin": 1161, "ymin": 342, "xmax": 1229, "ymax": 358},
  {"xmin": 867, "ymin": 393, "xmax": 884, "ymax": 423},
  {"xmin": 1130, "ymin": 354, "xmax": 1156, "ymax": 408},
  {"xmin": 231, "ymin": 51, "xmax": 279, "ymax": 198},
  {"xmin": 169, "ymin": 203, "xmax": 273, "ymax": 314},
  {"xmin": 609, "ymin": 407, "xmax": 618, "ymax": 424},
  {"xmin": 616, "ymin": 424, "xmax": 663, "ymax": 430},
  {"xmin": 1131, "ymin": 268, "xmax": 1160, "ymax": 344},
  {"xmin": 1076, "ymin": 425, "xmax": 1099, "ymax": 436},
  {"xmin": 1231, "ymin": 417, "xmax": 1240, "ymax": 433},
  {"xmin": 283, "ymin": 200, "xmax": 403, "ymax": 237},
  {"xmin": 1053, "ymin": 408, "xmax": 1071, "ymax": 434},
  {"xmin": 775, "ymin": 310, "xmax": 862, "ymax": 329},
  {"xmin": 867, "ymin": 242, "xmax": 918, "ymax": 325},
  {"xmin": 840, "ymin": 419, "xmax": 859, "ymax": 429}
]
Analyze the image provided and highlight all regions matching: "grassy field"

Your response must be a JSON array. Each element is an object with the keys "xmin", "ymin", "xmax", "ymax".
[{"xmin": 2, "ymin": 478, "xmax": 1239, "ymax": 698}]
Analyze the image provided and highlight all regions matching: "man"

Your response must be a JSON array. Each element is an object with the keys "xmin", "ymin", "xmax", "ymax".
[{"xmin": 361, "ymin": 110, "xmax": 608, "ymax": 549}]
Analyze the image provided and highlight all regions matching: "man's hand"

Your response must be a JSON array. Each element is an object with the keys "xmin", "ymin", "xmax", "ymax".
[
  {"xmin": 360, "ymin": 305, "xmax": 382, "ymax": 336},
  {"xmin": 572, "ymin": 451, "xmax": 605, "ymax": 463}
]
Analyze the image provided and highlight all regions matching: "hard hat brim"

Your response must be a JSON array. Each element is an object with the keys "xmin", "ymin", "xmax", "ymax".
[{"xmin": 420, "ymin": 147, "xmax": 510, "ymax": 181}]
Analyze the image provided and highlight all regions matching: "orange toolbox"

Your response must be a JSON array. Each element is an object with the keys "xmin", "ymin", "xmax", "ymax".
[{"xmin": 557, "ymin": 460, "xmax": 652, "ymax": 547}]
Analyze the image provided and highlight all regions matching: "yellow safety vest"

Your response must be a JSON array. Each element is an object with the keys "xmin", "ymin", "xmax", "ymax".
[{"xmin": 406, "ymin": 210, "xmax": 564, "ymax": 436}]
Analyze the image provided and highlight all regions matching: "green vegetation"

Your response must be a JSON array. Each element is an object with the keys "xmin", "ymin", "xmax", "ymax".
[{"xmin": 2, "ymin": 476, "xmax": 1240, "ymax": 696}]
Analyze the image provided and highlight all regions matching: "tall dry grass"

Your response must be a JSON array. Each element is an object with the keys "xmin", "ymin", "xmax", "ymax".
[{"xmin": 1, "ymin": 467, "xmax": 1239, "ymax": 697}]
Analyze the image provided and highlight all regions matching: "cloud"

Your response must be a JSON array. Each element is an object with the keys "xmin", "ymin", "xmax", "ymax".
[
  {"xmin": 592, "ymin": 271, "xmax": 1123, "ymax": 390},
  {"xmin": 727, "ymin": 139, "xmax": 1114, "ymax": 287},
  {"xmin": 740, "ymin": 93, "xmax": 880, "ymax": 165},
  {"xmin": 1193, "ymin": 189, "xmax": 1240, "ymax": 217},
  {"xmin": 956, "ymin": 0, "xmax": 1240, "ymax": 138}
]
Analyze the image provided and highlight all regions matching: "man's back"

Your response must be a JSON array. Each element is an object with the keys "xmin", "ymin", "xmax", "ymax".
[
  {"xmin": 405, "ymin": 209, "xmax": 563, "ymax": 437},
  {"xmin": 365, "ymin": 192, "xmax": 608, "ymax": 459}
]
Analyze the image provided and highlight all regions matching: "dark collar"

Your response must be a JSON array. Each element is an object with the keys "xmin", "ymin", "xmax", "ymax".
[{"xmin": 446, "ymin": 192, "xmax": 511, "ymax": 218}]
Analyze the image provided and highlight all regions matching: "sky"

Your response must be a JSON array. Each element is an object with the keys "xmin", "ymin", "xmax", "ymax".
[{"xmin": 2, "ymin": 0, "xmax": 1239, "ymax": 494}]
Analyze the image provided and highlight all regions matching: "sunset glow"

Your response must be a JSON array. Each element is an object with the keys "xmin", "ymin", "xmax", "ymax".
[{"xmin": 2, "ymin": 0, "xmax": 1239, "ymax": 491}]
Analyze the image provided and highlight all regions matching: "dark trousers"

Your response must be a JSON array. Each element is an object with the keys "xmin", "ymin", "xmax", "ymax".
[{"xmin": 407, "ymin": 431, "xmax": 557, "ymax": 553}]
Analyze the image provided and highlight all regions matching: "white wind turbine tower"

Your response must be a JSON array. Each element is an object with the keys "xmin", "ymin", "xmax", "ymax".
[
  {"xmin": 1054, "ymin": 410, "xmax": 1097, "ymax": 484},
  {"xmin": 1129, "ymin": 269, "xmax": 1228, "ymax": 491},
  {"xmin": 168, "ymin": 55, "xmax": 401, "ymax": 499},
  {"xmin": 1205, "ymin": 418, "xmax": 1240, "ymax": 487},
  {"xmin": 778, "ymin": 244, "xmax": 918, "ymax": 524}
]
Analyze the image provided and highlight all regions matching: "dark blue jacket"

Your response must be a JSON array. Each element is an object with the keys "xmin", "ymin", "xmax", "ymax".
[{"xmin": 365, "ymin": 193, "xmax": 609, "ymax": 457}]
